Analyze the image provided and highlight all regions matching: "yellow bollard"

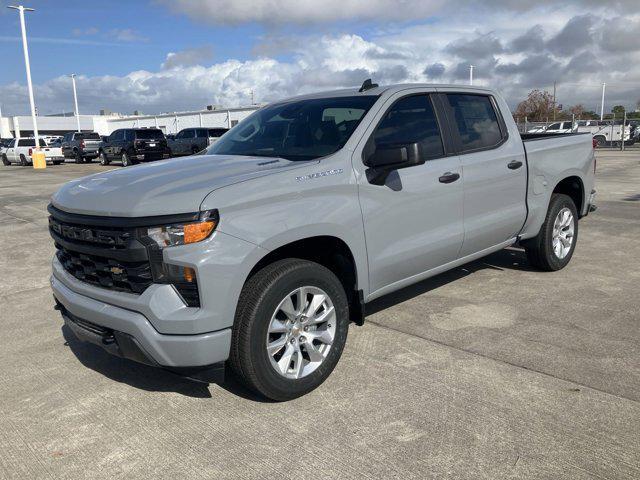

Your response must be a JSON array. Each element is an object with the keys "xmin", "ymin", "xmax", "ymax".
[{"xmin": 32, "ymin": 150, "xmax": 46, "ymax": 169}]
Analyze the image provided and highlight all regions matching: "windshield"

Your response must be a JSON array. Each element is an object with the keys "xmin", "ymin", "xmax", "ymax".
[
  {"xmin": 135, "ymin": 129, "xmax": 164, "ymax": 140},
  {"xmin": 206, "ymin": 96, "xmax": 378, "ymax": 160}
]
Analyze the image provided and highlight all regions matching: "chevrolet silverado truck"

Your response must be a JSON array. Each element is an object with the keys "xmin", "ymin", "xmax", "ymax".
[
  {"xmin": 61, "ymin": 131, "xmax": 103, "ymax": 163},
  {"xmin": 49, "ymin": 82, "xmax": 596, "ymax": 401}
]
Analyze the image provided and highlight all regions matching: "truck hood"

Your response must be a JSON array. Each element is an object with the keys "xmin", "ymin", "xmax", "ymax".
[{"xmin": 51, "ymin": 154, "xmax": 309, "ymax": 217}]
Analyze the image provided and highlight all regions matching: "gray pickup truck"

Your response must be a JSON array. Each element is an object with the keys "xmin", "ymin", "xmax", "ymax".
[
  {"xmin": 61, "ymin": 131, "xmax": 102, "ymax": 163},
  {"xmin": 49, "ymin": 83, "xmax": 596, "ymax": 401}
]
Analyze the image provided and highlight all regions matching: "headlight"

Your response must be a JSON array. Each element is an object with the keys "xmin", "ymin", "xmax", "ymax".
[{"xmin": 145, "ymin": 210, "xmax": 218, "ymax": 248}]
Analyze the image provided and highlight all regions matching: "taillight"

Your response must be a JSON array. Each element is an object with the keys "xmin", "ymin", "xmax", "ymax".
[
  {"xmin": 28, "ymin": 148, "xmax": 33, "ymax": 156},
  {"xmin": 80, "ymin": 140, "xmax": 85, "ymax": 148}
]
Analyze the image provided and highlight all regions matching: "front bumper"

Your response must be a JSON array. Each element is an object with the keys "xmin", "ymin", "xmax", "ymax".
[{"xmin": 51, "ymin": 272, "xmax": 231, "ymax": 368}]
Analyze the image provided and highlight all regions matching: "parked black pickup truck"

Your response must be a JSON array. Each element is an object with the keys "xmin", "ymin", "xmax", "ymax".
[
  {"xmin": 167, "ymin": 127, "xmax": 229, "ymax": 157},
  {"xmin": 98, "ymin": 128, "xmax": 171, "ymax": 167}
]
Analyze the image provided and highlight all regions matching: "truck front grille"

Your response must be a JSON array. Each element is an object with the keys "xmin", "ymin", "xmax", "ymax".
[
  {"xmin": 56, "ymin": 248, "xmax": 152, "ymax": 294},
  {"xmin": 48, "ymin": 204, "xmax": 201, "ymax": 306}
]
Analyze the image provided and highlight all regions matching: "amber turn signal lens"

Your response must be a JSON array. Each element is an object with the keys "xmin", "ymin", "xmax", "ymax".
[
  {"xmin": 183, "ymin": 220, "xmax": 216, "ymax": 244},
  {"xmin": 183, "ymin": 267, "xmax": 196, "ymax": 283}
]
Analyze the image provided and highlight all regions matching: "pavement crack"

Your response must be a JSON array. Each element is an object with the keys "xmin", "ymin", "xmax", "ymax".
[{"xmin": 365, "ymin": 319, "xmax": 640, "ymax": 405}]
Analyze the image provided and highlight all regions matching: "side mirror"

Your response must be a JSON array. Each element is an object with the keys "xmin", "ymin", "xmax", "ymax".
[{"xmin": 364, "ymin": 142, "xmax": 424, "ymax": 185}]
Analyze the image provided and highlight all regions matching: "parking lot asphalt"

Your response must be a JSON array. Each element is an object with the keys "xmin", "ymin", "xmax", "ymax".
[{"xmin": 0, "ymin": 151, "xmax": 639, "ymax": 479}]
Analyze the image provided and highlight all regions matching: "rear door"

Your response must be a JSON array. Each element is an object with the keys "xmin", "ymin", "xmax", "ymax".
[
  {"xmin": 355, "ymin": 91, "xmax": 464, "ymax": 295},
  {"xmin": 438, "ymin": 91, "xmax": 527, "ymax": 256},
  {"xmin": 5, "ymin": 139, "xmax": 16, "ymax": 162}
]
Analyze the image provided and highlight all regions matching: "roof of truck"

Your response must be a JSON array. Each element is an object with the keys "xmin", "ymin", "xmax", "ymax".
[{"xmin": 273, "ymin": 83, "xmax": 495, "ymax": 104}]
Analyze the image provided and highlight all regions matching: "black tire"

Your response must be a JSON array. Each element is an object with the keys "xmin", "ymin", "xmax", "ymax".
[
  {"xmin": 52, "ymin": 160, "xmax": 63, "ymax": 165},
  {"xmin": 19, "ymin": 154, "xmax": 28, "ymax": 167},
  {"xmin": 594, "ymin": 135, "xmax": 606, "ymax": 147},
  {"xmin": 74, "ymin": 150, "xmax": 84, "ymax": 164},
  {"xmin": 524, "ymin": 193, "xmax": 579, "ymax": 271},
  {"xmin": 121, "ymin": 151, "xmax": 131, "ymax": 167},
  {"xmin": 229, "ymin": 259, "xmax": 350, "ymax": 401},
  {"xmin": 1, "ymin": 154, "xmax": 9, "ymax": 166},
  {"xmin": 99, "ymin": 151, "xmax": 110, "ymax": 166}
]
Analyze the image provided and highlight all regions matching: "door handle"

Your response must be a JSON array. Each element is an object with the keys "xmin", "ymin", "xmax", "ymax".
[
  {"xmin": 439, "ymin": 172, "xmax": 460, "ymax": 184},
  {"xmin": 508, "ymin": 160, "xmax": 523, "ymax": 170}
]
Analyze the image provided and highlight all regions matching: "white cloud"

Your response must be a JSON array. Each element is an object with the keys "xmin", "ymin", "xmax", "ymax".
[
  {"xmin": 159, "ymin": 0, "xmax": 446, "ymax": 25},
  {"xmin": 1, "ymin": 12, "xmax": 639, "ymax": 117},
  {"xmin": 162, "ymin": 46, "xmax": 214, "ymax": 69},
  {"xmin": 107, "ymin": 28, "xmax": 148, "ymax": 43}
]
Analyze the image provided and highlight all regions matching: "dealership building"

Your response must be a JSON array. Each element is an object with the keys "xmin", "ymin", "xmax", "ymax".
[{"xmin": 0, "ymin": 105, "xmax": 261, "ymax": 138}]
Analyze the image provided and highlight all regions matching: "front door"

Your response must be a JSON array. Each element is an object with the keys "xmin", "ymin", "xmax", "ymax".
[{"xmin": 355, "ymin": 92, "xmax": 464, "ymax": 295}]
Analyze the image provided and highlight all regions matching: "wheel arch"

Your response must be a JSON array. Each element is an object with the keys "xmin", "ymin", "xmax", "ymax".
[
  {"xmin": 245, "ymin": 235, "xmax": 365, "ymax": 325},
  {"xmin": 553, "ymin": 175, "xmax": 584, "ymax": 216}
]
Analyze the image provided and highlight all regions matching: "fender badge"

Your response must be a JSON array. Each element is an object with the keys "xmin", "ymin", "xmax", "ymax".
[{"xmin": 296, "ymin": 168, "xmax": 344, "ymax": 182}]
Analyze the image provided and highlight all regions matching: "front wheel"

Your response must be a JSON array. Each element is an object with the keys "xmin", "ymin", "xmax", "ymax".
[
  {"xmin": 1, "ymin": 154, "xmax": 9, "ymax": 166},
  {"xmin": 229, "ymin": 259, "xmax": 350, "ymax": 401},
  {"xmin": 99, "ymin": 151, "xmax": 110, "ymax": 166},
  {"xmin": 121, "ymin": 151, "xmax": 131, "ymax": 167},
  {"xmin": 524, "ymin": 193, "xmax": 578, "ymax": 271}
]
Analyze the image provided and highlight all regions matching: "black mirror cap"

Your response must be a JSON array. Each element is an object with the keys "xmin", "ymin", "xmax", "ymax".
[{"xmin": 364, "ymin": 142, "xmax": 424, "ymax": 169}]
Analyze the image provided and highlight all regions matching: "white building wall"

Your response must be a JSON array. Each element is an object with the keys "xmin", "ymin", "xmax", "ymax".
[{"xmin": 0, "ymin": 106, "xmax": 260, "ymax": 138}]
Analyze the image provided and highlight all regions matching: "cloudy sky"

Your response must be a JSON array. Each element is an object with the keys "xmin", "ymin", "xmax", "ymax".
[{"xmin": 0, "ymin": 0, "xmax": 638, "ymax": 116}]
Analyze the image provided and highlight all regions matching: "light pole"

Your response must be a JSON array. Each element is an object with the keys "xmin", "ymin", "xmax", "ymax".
[
  {"xmin": 600, "ymin": 82, "xmax": 606, "ymax": 121},
  {"xmin": 469, "ymin": 65, "xmax": 474, "ymax": 86},
  {"xmin": 8, "ymin": 5, "xmax": 45, "ymax": 168},
  {"xmin": 70, "ymin": 74, "xmax": 81, "ymax": 132}
]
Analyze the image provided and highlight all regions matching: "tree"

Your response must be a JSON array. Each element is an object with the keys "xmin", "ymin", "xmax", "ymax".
[
  {"xmin": 514, "ymin": 90, "xmax": 555, "ymax": 122},
  {"xmin": 569, "ymin": 104, "xmax": 586, "ymax": 118},
  {"xmin": 612, "ymin": 105, "xmax": 625, "ymax": 115}
]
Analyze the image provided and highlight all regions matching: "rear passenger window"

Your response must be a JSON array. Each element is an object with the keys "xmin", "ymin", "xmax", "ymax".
[
  {"xmin": 445, "ymin": 94, "xmax": 503, "ymax": 152},
  {"xmin": 18, "ymin": 139, "xmax": 35, "ymax": 147},
  {"xmin": 373, "ymin": 95, "xmax": 444, "ymax": 160}
]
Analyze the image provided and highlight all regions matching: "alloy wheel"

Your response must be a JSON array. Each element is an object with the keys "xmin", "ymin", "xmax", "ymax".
[
  {"xmin": 552, "ymin": 207, "xmax": 575, "ymax": 259},
  {"xmin": 266, "ymin": 286, "xmax": 336, "ymax": 379}
]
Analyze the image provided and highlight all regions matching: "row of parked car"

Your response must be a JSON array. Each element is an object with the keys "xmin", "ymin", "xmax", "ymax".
[
  {"xmin": 0, "ymin": 127, "xmax": 229, "ymax": 167},
  {"xmin": 527, "ymin": 119, "xmax": 640, "ymax": 147}
]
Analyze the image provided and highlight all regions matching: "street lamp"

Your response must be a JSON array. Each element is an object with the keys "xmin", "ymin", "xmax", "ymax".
[
  {"xmin": 70, "ymin": 74, "xmax": 81, "ymax": 132},
  {"xmin": 7, "ymin": 5, "xmax": 45, "ymax": 169}
]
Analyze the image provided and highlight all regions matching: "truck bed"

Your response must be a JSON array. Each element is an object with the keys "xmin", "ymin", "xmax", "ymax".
[{"xmin": 519, "ymin": 132, "xmax": 595, "ymax": 240}]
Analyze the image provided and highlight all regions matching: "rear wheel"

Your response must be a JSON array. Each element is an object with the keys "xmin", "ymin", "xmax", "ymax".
[
  {"xmin": 121, "ymin": 151, "xmax": 131, "ymax": 167},
  {"xmin": 1, "ymin": 154, "xmax": 9, "ymax": 166},
  {"xmin": 229, "ymin": 259, "xmax": 350, "ymax": 401},
  {"xmin": 52, "ymin": 160, "xmax": 63, "ymax": 165},
  {"xmin": 594, "ymin": 135, "xmax": 606, "ymax": 147},
  {"xmin": 19, "ymin": 154, "xmax": 28, "ymax": 167},
  {"xmin": 74, "ymin": 150, "xmax": 84, "ymax": 164},
  {"xmin": 524, "ymin": 193, "xmax": 578, "ymax": 271}
]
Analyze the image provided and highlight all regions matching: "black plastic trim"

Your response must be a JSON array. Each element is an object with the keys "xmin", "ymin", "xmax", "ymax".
[{"xmin": 48, "ymin": 204, "xmax": 214, "ymax": 228}]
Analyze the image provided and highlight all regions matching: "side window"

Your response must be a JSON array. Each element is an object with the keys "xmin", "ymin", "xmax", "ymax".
[
  {"xmin": 18, "ymin": 139, "xmax": 35, "ymax": 147},
  {"xmin": 114, "ymin": 130, "xmax": 125, "ymax": 141},
  {"xmin": 125, "ymin": 130, "xmax": 134, "ymax": 141},
  {"xmin": 548, "ymin": 123, "xmax": 561, "ymax": 130},
  {"xmin": 445, "ymin": 94, "xmax": 504, "ymax": 152},
  {"xmin": 176, "ymin": 130, "xmax": 186, "ymax": 139},
  {"xmin": 185, "ymin": 129, "xmax": 196, "ymax": 138},
  {"xmin": 196, "ymin": 129, "xmax": 208, "ymax": 138},
  {"xmin": 372, "ymin": 94, "xmax": 444, "ymax": 160}
]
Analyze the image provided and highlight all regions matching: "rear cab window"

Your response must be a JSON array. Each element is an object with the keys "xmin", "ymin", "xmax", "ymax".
[
  {"xmin": 135, "ymin": 129, "xmax": 164, "ymax": 140},
  {"xmin": 444, "ymin": 94, "xmax": 505, "ymax": 152}
]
